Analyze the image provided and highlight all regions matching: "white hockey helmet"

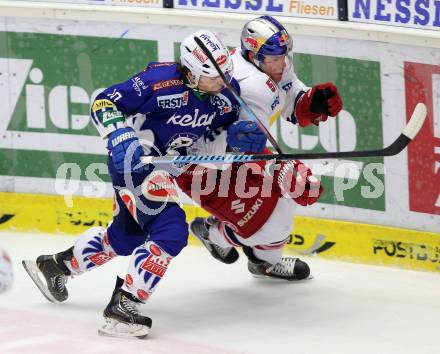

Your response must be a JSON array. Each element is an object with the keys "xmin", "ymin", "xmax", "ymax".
[
  {"xmin": 241, "ymin": 16, "xmax": 292, "ymax": 66},
  {"xmin": 180, "ymin": 30, "xmax": 233, "ymax": 88}
]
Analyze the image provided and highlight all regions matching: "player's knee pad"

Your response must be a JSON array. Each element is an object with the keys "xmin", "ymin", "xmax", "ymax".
[
  {"xmin": 123, "ymin": 241, "xmax": 173, "ymax": 302},
  {"xmin": 68, "ymin": 226, "xmax": 117, "ymax": 275},
  {"xmin": 149, "ymin": 205, "xmax": 189, "ymax": 257},
  {"xmin": 161, "ymin": 226, "xmax": 189, "ymax": 257}
]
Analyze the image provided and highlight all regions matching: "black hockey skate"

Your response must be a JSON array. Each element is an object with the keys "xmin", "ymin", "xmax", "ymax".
[
  {"xmin": 190, "ymin": 216, "xmax": 239, "ymax": 264},
  {"xmin": 22, "ymin": 247, "xmax": 73, "ymax": 303},
  {"xmin": 99, "ymin": 276, "xmax": 152, "ymax": 339},
  {"xmin": 244, "ymin": 247, "xmax": 310, "ymax": 281}
]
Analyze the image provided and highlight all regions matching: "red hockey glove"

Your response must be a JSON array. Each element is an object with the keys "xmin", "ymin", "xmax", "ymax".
[
  {"xmin": 277, "ymin": 160, "xmax": 323, "ymax": 206},
  {"xmin": 294, "ymin": 82, "xmax": 342, "ymax": 127}
]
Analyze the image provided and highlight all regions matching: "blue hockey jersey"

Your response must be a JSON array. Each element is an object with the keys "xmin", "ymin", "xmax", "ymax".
[{"xmin": 91, "ymin": 62, "xmax": 241, "ymax": 157}]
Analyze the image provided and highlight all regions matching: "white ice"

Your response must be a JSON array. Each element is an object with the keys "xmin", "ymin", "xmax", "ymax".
[{"xmin": 0, "ymin": 231, "xmax": 439, "ymax": 354}]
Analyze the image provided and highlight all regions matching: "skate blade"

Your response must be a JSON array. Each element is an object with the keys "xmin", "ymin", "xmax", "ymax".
[
  {"xmin": 251, "ymin": 273, "xmax": 314, "ymax": 282},
  {"xmin": 22, "ymin": 260, "xmax": 58, "ymax": 303},
  {"xmin": 98, "ymin": 317, "xmax": 150, "ymax": 339}
]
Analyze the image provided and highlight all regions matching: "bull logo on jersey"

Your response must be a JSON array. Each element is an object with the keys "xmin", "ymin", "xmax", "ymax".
[{"xmin": 211, "ymin": 93, "xmax": 233, "ymax": 115}]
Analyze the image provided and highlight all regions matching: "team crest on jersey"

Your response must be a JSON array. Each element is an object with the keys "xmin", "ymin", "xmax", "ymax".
[
  {"xmin": 211, "ymin": 93, "xmax": 233, "ymax": 115},
  {"xmin": 141, "ymin": 170, "xmax": 179, "ymax": 203},
  {"xmin": 157, "ymin": 91, "xmax": 189, "ymax": 109},
  {"xmin": 166, "ymin": 133, "xmax": 196, "ymax": 155},
  {"xmin": 152, "ymin": 79, "xmax": 184, "ymax": 91}
]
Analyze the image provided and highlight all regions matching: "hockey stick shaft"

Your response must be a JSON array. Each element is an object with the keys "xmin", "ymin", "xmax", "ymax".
[
  {"xmin": 140, "ymin": 103, "xmax": 426, "ymax": 165},
  {"xmin": 193, "ymin": 36, "xmax": 284, "ymax": 154}
]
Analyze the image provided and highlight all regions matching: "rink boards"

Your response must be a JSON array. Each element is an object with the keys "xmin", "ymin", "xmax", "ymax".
[{"xmin": 1, "ymin": 192, "xmax": 438, "ymax": 273}]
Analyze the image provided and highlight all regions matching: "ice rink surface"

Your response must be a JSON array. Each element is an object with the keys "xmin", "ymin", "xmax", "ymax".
[{"xmin": 0, "ymin": 231, "xmax": 439, "ymax": 354}]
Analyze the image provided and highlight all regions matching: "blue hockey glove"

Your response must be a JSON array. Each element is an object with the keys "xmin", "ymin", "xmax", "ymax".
[
  {"xmin": 107, "ymin": 127, "xmax": 144, "ymax": 173},
  {"xmin": 226, "ymin": 121, "xmax": 267, "ymax": 153}
]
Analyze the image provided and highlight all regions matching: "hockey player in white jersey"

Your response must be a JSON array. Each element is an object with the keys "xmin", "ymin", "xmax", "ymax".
[{"xmin": 177, "ymin": 16, "xmax": 343, "ymax": 280}]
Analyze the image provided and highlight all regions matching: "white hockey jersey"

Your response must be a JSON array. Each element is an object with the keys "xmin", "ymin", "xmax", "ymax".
[
  {"xmin": 193, "ymin": 48, "xmax": 308, "ymax": 156},
  {"xmin": 231, "ymin": 48, "xmax": 307, "ymax": 127}
]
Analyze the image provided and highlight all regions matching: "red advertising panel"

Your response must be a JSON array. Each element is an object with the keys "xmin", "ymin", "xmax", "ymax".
[{"xmin": 405, "ymin": 62, "xmax": 440, "ymax": 215}]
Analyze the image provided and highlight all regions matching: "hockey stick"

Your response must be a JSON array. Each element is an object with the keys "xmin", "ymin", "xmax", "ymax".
[
  {"xmin": 193, "ymin": 36, "xmax": 284, "ymax": 154},
  {"xmin": 140, "ymin": 103, "xmax": 427, "ymax": 165}
]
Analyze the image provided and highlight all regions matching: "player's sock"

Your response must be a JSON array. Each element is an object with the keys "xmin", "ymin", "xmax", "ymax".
[
  {"xmin": 99, "ymin": 240, "xmax": 172, "ymax": 338},
  {"xmin": 243, "ymin": 246, "xmax": 310, "ymax": 281},
  {"xmin": 66, "ymin": 226, "xmax": 118, "ymax": 275},
  {"xmin": 190, "ymin": 216, "xmax": 239, "ymax": 264},
  {"xmin": 99, "ymin": 276, "xmax": 152, "ymax": 339}
]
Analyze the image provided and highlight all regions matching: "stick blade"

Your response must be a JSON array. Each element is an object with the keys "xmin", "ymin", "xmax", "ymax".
[{"xmin": 403, "ymin": 103, "xmax": 427, "ymax": 140}]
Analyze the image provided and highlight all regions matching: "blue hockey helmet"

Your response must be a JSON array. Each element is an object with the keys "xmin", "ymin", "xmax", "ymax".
[{"xmin": 241, "ymin": 16, "xmax": 292, "ymax": 65}]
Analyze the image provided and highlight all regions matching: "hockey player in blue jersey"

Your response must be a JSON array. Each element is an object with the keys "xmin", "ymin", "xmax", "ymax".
[{"xmin": 22, "ymin": 30, "xmax": 267, "ymax": 338}]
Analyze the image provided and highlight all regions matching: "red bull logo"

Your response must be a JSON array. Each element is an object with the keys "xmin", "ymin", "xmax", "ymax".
[
  {"xmin": 279, "ymin": 32, "xmax": 289, "ymax": 46},
  {"xmin": 244, "ymin": 37, "xmax": 259, "ymax": 49}
]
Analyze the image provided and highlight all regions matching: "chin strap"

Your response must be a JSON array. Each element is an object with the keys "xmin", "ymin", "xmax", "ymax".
[
  {"xmin": 253, "ymin": 57, "xmax": 262, "ymax": 68},
  {"xmin": 191, "ymin": 88, "xmax": 210, "ymax": 101},
  {"xmin": 183, "ymin": 72, "xmax": 210, "ymax": 100}
]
